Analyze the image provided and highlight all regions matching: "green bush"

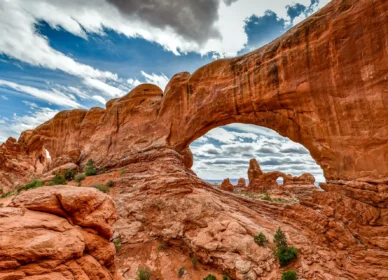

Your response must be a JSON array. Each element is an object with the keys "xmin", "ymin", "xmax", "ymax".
[
  {"xmin": 17, "ymin": 179, "xmax": 44, "ymax": 192},
  {"xmin": 203, "ymin": 274, "xmax": 217, "ymax": 280},
  {"xmin": 157, "ymin": 243, "xmax": 168, "ymax": 250},
  {"xmin": 137, "ymin": 268, "xmax": 152, "ymax": 280},
  {"xmin": 177, "ymin": 267, "xmax": 185, "ymax": 278},
  {"xmin": 85, "ymin": 159, "xmax": 97, "ymax": 176},
  {"xmin": 254, "ymin": 232, "xmax": 268, "ymax": 246},
  {"xmin": 276, "ymin": 246, "xmax": 298, "ymax": 267},
  {"xmin": 273, "ymin": 227, "xmax": 298, "ymax": 266},
  {"xmin": 64, "ymin": 169, "xmax": 75, "ymax": 181},
  {"xmin": 281, "ymin": 270, "xmax": 297, "ymax": 280},
  {"xmin": 106, "ymin": 180, "xmax": 114, "ymax": 187},
  {"xmin": 48, "ymin": 174, "xmax": 67, "ymax": 186},
  {"xmin": 120, "ymin": 169, "xmax": 127, "ymax": 175},
  {"xmin": 191, "ymin": 256, "xmax": 198, "ymax": 269},
  {"xmin": 262, "ymin": 193, "xmax": 273, "ymax": 201},
  {"xmin": 75, "ymin": 174, "xmax": 86, "ymax": 183},
  {"xmin": 273, "ymin": 228, "xmax": 288, "ymax": 248},
  {"xmin": 1, "ymin": 191, "xmax": 16, "ymax": 198},
  {"xmin": 90, "ymin": 184, "xmax": 109, "ymax": 193},
  {"xmin": 113, "ymin": 238, "xmax": 121, "ymax": 252},
  {"xmin": 222, "ymin": 276, "xmax": 232, "ymax": 280},
  {"xmin": 99, "ymin": 167, "xmax": 106, "ymax": 174}
]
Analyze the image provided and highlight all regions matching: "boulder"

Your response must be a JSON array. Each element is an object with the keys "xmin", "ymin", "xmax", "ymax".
[{"xmin": 0, "ymin": 186, "xmax": 120, "ymax": 280}]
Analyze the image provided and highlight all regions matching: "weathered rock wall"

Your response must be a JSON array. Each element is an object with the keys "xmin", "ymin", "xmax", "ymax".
[
  {"xmin": 0, "ymin": 186, "xmax": 121, "ymax": 280},
  {"xmin": 1, "ymin": 0, "xmax": 387, "ymax": 191}
]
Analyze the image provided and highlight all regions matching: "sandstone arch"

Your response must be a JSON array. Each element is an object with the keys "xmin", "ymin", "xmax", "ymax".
[
  {"xmin": 1, "ymin": 0, "xmax": 387, "ymax": 192},
  {"xmin": 159, "ymin": 0, "xmax": 388, "ymax": 182}
]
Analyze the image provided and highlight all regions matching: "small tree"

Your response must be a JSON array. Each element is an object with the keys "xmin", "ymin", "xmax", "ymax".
[
  {"xmin": 281, "ymin": 270, "xmax": 297, "ymax": 280},
  {"xmin": 276, "ymin": 246, "xmax": 298, "ymax": 267},
  {"xmin": 113, "ymin": 238, "xmax": 121, "ymax": 252},
  {"xmin": 157, "ymin": 243, "xmax": 168, "ymax": 250},
  {"xmin": 254, "ymin": 232, "xmax": 268, "ymax": 246},
  {"xmin": 75, "ymin": 174, "xmax": 86, "ymax": 183},
  {"xmin": 64, "ymin": 169, "xmax": 75, "ymax": 181},
  {"xmin": 48, "ymin": 174, "xmax": 67, "ymax": 186},
  {"xmin": 273, "ymin": 227, "xmax": 298, "ymax": 267},
  {"xmin": 90, "ymin": 184, "xmax": 109, "ymax": 193},
  {"xmin": 85, "ymin": 159, "xmax": 97, "ymax": 176},
  {"xmin": 191, "ymin": 256, "xmax": 198, "ymax": 270},
  {"xmin": 203, "ymin": 274, "xmax": 217, "ymax": 280},
  {"xmin": 177, "ymin": 267, "xmax": 185, "ymax": 278},
  {"xmin": 273, "ymin": 227, "xmax": 288, "ymax": 249},
  {"xmin": 137, "ymin": 268, "xmax": 152, "ymax": 280}
]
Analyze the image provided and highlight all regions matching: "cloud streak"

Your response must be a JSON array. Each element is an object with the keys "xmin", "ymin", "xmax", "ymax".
[{"xmin": 0, "ymin": 79, "xmax": 81, "ymax": 108}]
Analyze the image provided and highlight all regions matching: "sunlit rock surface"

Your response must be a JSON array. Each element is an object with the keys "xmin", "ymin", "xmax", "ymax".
[{"xmin": 1, "ymin": 0, "xmax": 388, "ymax": 279}]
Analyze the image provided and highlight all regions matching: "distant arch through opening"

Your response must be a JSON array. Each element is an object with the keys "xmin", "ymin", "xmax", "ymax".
[{"xmin": 189, "ymin": 123, "xmax": 324, "ymax": 186}]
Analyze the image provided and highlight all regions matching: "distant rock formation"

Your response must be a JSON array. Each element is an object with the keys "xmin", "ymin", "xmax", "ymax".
[
  {"xmin": 220, "ymin": 178, "xmax": 234, "ymax": 192},
  {"xmin": 247, "ymin": 159, "xmax": 263, "ymax": 182},
  {"xmin": 247, "ymin": 158, "xmax": 317, "ymax": 199},
  {"xmin": 284, "ymin": 173, "xmax": 315, "ymax": 186},
  {"xmin": 236, "ymin": 178, "xmax": 246, "ymax": 189},
  {"xmin": 0, "ymin": 186, "xmax": 120, "ymax": 280}
]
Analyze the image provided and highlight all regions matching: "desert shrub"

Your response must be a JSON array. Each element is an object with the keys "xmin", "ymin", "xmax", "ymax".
[
  {"xmin": 90, "ymin": 184, "xmax": 109, "ymax": 193},
  {"xmin": 254, "ymin": 232, "xmax": 268, "ymax": 246},
  {"xmin": 75, "ymin": 174, "xmax": 86, "ymax": 183},
  {"xmin": 273, "ymin": 228, "xmax": 298, "ymax": 267},
  {"xmin": 64, "ymin": 169, "xmax": 75, "ymax": 181},
  {"xmin": 191, "ymin": 256, "xmax": 198, "ymax": 269},
  {"xmin": 276, "ymin": 246, "xmax": 298, "ymax": 267},
  {"xmin": 98, "ymin": 167, "xmax": 106, "ymax": 174},
  {"xmin": 281, "ymin": 270, "xmax": 297, "ymax": 280},
  {"xmin": 273, "ymin": 228, "xmax": 288, "ymax": 248},
  {"xmin": 120, "ymin": 169, "xmax": 127, "ymax": 175},
  {"xmin": 48, "ymin": 174, "xmax": 67, "ymax": 186},
  {"xmin": 106, "ymin": 180, "xmax": 114, "ymax": 187},
  {"xmin": 157, "ymin": 243, "xmax": 168, "ymax": 250},
  {"xmin": 85, "ymin": 159, "xmax": 97, "ymax": 176},
  {"xmin": 1, "ymin": 191, "xmax": 16, "ymax": 198},
  {"xmin": 113, "ymin": 238, "xmax": 121, "ymax": 252},
  {"xmin": 177, "ymin": 267, "xmax": 185, "ymax": 278},
  {"xmin": 17, "ymin": 179, "xmax": 44, "ymax": 192},
  {"xmin": 222, "ymin": 276, "xmax": 232, "ymax": 280},
  {"xmin": 262, "ymin": 193, "xmax": 273, "ymax": 201},
  {"xmin": 203, "ymin": 274, "xmax": 217, "ymax": 280},
  {"xmin": 137, "ymin": 268, "xmax": 152, "ymax": 280}
]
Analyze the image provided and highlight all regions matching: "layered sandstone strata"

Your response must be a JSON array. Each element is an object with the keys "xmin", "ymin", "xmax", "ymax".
[
  {"xmin": 0, "ymin": 186, "xmax": 120, "ymax": 280},
  {"xmin": 0, "ymin": 0, "xmax": 387, "ymax": 279}
]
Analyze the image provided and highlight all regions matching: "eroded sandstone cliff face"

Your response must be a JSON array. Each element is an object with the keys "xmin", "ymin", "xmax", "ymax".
[
  {"xmin": 0, "ymin": 0, "xmax": 388, "ymax": 279},
  {"xmin": 0, "ymin": 186, "xmax": 120, "ymax": 280}
]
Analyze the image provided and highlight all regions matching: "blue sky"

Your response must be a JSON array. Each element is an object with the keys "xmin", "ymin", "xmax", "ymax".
[{"xmin": 0, "ymin": 0, "xmax": 329, "ymax": 182}]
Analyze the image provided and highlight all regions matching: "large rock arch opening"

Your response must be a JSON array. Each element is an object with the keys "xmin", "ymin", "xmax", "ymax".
[{"xmin": 190, "ymin": 124, "xmax": 324, "ymax": 184}]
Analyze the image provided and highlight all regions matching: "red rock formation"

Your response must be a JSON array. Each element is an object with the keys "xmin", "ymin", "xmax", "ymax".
[
  {"xmin": 284, "ymin": 173, "xmax": 315, "ymax": 186},
  {"xmin": 247, "ymin": 158, "xmax": 281, "ymax": 191},
  {"xmin": 236, "ymin": 178, "xmax": 246, "ymax": 189},
  {"xmin": 2, "ymin": 0, "xmax": 388, "ymax": 190},
  {"xmin": 0, "ymin": 186, "xmax": 120, "ymax": 280},
  {"xmin": 247, "ymin": 159, "xmax": 317, "ymax": 199},
  {"xmin": 220, "ymin": 178, "xmax": 234, "ymax": 192},
  {"xmin": 247, "ymin": 159, "xmax": 263, "ymax": 182},
  {"xmin": 0, "ymin": 0, "xmax": 388, "ymax": 279}
]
